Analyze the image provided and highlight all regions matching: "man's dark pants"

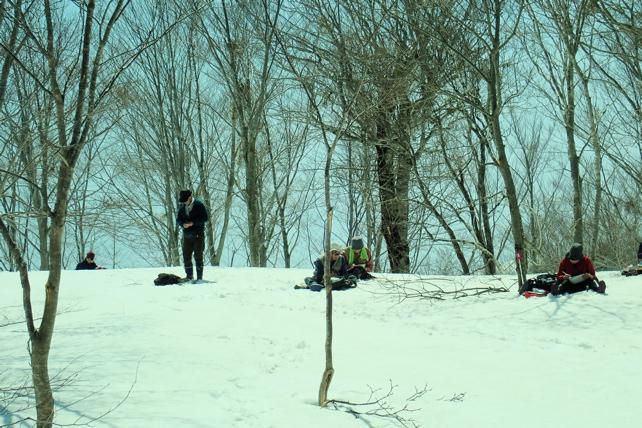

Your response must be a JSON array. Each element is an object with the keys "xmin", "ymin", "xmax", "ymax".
[{"xmin": 183, "ymin": 232, "xmax": 204, "ymax": 280}]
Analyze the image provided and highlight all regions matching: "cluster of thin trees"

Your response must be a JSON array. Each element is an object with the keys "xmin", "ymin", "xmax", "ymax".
[
  {"xmin": 1, "ymin": 0, "xmax": 639, "ymax": 281},
  {"xmin": 1, "ymin": 1, "xmax": 640, "ymax": 279},
  {"xmin": 0, "ymin": 1, "xmax": 640, "ymax": 424}
]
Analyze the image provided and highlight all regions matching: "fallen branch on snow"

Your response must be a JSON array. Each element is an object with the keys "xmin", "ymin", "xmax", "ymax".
[{"xmin": 327, "ymin": 380, "xmax": 430, "ymax": 428}]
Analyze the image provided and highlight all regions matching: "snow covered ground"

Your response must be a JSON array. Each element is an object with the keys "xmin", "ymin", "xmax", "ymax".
[{"xmin": 1, "ymin": 267, "xmax": 641, "ymax": 428}]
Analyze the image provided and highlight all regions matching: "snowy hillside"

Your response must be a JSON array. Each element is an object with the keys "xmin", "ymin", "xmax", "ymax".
[{"xmin": 1, "ymin": 267, "xmax": 641, "ymax": 428}]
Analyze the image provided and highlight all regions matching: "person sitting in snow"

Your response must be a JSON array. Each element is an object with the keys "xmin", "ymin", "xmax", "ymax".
[
  {"xmin": 638, "ymin": 242, "xmax": 642, "ymax": 265},
  {"xmin": 296, "ymin": 243, "xmax": 356, "ymax": 291},
  {"xmin": 344, "ymin": 236, "xmax": 374, "ymax": 280},
  {"xmin": 552, "ymin": 243, "xmax": 605, "ymax": 295},
  {"xmin": 75, "ymin": 251, "xmax": 105, "ymax": 270}
]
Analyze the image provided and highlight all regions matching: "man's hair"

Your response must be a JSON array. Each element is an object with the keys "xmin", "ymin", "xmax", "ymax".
[{"xmin": 179, "ymin": 190, "xmax": 192, "ymax": 203}]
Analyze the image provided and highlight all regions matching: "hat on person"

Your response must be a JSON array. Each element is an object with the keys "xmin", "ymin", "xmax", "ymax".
[
  {"xmin": 568, "ymin": 243, "xmax": 583, "ymax": 261},
  {"xmin": 330, "ymin": 242, "xmax": 343, "ymax": 252},
  {"xmin": 351, "ymin": 236, "xmax": 364, "ymax": 250},
  {"xmin": 178, "ymin": 190, "xmax": 192, "ymax": 203},
  {"xmin": 86, "ymin": 251, "xmax": 95, "ymax": 260},
  {"xmin": 320, "ymin": 243, "xmax": 343, "ymax": 259}
]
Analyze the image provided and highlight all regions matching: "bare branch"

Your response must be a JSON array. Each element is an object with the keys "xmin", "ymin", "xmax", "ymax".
[{"xmin": 328, "ymin": 380, "xmax": 432, "ymax": 428}]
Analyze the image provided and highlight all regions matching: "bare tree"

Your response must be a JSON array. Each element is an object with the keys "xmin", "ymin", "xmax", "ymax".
[
  {"xmin": 264, "ymin": 111, "xmax": 314, "ymax": 267},
  {"xmin": 337, "ymin": 139, "xmax": 382, "ymax": 269},
  {"xmin": 416, "ymin": 114, "xmax": 503, "ymax": 275},
  {"xmin": 0, "ymin": 0, "xmax": 27, "ymax": 272},
  {"xmin": 0, "ymin": 1, "xmax": 166, "ymax": 425},
  {"xmin": 274, "ymin": 2, "xmax": 370, "ymax": 405},
  {"xmin": 8, "ymin": 65, "xmax": 57, "ymax": 270},
  {"xmin": 521, "ymin": 0, "xmax": 601, "ymax": 248},
  {"xmin": 509, "ymin": 112, "xmax": 564, "ymax": 271},
  {"xmin": 294, "ymin": 0, "xmax": 447, "ymax": 273},
  {"xmin": 106, "ymin": 2, "xmax": 223, "ymax": 267},
  {"xmin": 589, "ymin": 0, "xmax": 641, "ymax": 249},
  {"xmin": 476, "ymin": 0, "xmax": 528, "ymax": 287},
  {"xmin": 196, "ymin": 0, "xmax": 284, "ymax": 267},
  {"xmin": 432, "ymin": 0, "xmax": 528, "ymax": 287},
  {"xmin": 592, "ymin": 1, "xmax": 642, "ymax": 189}
]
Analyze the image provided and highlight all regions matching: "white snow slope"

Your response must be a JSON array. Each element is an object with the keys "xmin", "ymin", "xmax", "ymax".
[{"xmin": 1, "ymin": 267, "xmax": 641, "ymax": 428}]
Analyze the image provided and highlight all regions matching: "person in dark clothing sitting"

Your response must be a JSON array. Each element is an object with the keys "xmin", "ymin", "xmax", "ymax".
[
  {"xmin": 552, "ymin": 243, "xmax": 605, "ymax": 295},
  {"xmin": 176, "ymin": 189, "xmax": 209, "ymax": 283},
  {"xmin": 638, "ymin": 242, "xmax": 642, "ymax": 266},
  {"xmin": 75, "ymin": 251, "xmax": 105, "ymax": 270},
  {"xmin": 296, "ymin": 243, "xmax": 356, "ymax": 291}
]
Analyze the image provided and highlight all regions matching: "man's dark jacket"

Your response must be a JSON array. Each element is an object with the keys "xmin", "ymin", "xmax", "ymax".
[
  {"xmin": 312, "ymin": 255, "xmax": 348, "ymax": 284},
  {"xmin": 76, "ymin": 260, "xmax": 99, "ymax": 270},
  {"xmin": 176, "ymin": 199, "xmax": 208, "ymax": 236}
]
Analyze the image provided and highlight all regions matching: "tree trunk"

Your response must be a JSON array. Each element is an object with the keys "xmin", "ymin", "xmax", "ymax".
[
  {"xmin": 213, "ymin": 122, "xmax": 237, "ymax": 267},
  {"xmin": 576, "ymin": 62, "xmax": 601, "ymax": 256},
  {"xmin": 377, "ymin": 145, "xmax": 411, "ymax": 273},
  {"xmin": 375, "ymin": 114, "xmax": 411, "ymax": 273},
  {"xmin": 166, "ymin": 183, "xmax": 181, "ymax": 266},
  {"xmin": 36, "ymin": 117, "xmax": 52, "ymax": 270},
  {"xmin": 477, "ymin": 137, "xmax": 497, "ymax": 274},
  {"xmin": 30, "ymin": 149, "xmax": 76, "ymax": 425},
  {"xmin": 487, "ymin": 15, "xmax": 527, "ymax": 289},
  {"xmin": 0, "ymin": 214, "xmax": 55, "ymax": 427},
  {"xmin": 31, "ymin": 337, "xmax": 54, "ymax": 427},
  {"xmin": 564, "ymin": 55, "xmax": 583, "ymax": 244},
  {"xmin": 318, "ymin": 204, "xmax": 334, "ymax": 407},
  {"xmin": 242, "ymin": 122, "xmax": 265, "ymax": 267}
]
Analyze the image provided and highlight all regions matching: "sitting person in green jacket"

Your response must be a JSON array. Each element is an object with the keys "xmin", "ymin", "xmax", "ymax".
[{"xmin": 344, "ymin": 236, "xmax": 374, "ymax": 280}]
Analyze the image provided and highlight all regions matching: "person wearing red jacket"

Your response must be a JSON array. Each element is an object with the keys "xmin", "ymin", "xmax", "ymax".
[{"xmin": 552, "ymin": 243, "xmax": 606, "ymax": 295}]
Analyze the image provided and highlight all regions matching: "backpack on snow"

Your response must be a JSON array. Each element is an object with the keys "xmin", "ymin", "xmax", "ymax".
[
  {"xmin": 154, "ymin": 273, "xmax": 182, "ymax": 286},
  {"xmin": 525, "ymin": 273, "xmax": 558, "ymax": 292},
  {"xmin": 350, "ymin": 265, "xmax": 375, "ymax": 280},
  {"xmin": 621, "ymin": 264, "xmax": 642, "ymax": 276},
  {"xmin": 301, "ymin": 275, "xmax": 358, "ymax": 292}
]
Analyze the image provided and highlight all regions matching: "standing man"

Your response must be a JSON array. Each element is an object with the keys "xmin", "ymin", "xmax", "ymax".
[{"xmin": 177, "ymin": 189, "xmax": 208, "ymax": 283}]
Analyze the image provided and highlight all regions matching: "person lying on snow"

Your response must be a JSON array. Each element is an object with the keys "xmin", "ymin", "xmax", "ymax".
[
  {"xmin": 553, "ymin": 243, "xmax": 605, "ymax": 295},
  {"xmin": 296, "ymin": 243, "xmax": 357, "ymax": 291}
]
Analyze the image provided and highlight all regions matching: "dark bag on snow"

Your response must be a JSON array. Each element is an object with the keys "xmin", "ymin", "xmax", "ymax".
[
  {"xmin": 525, "ymin": 273, "xmax": 558, "ymax": 292},
  {"xmin": 302, "ymin": 275, "xmax": 358, "ymax": 292},
  {"xmin": 350, "ymin": 265, "xmax": 375, "ymax": 280},
  {"xmin": 154, "ymin": 273, "xmax": 182, "ymax": 286}
]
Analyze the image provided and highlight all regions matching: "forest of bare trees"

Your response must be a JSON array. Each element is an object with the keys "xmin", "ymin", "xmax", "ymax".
[
  {"xmin": 2, "ymin": 0, "xmax": 640, "ymax": 278},
  {"xmin": 1, "ymin": 0, "xmax": 640, "ymax": 425}
]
